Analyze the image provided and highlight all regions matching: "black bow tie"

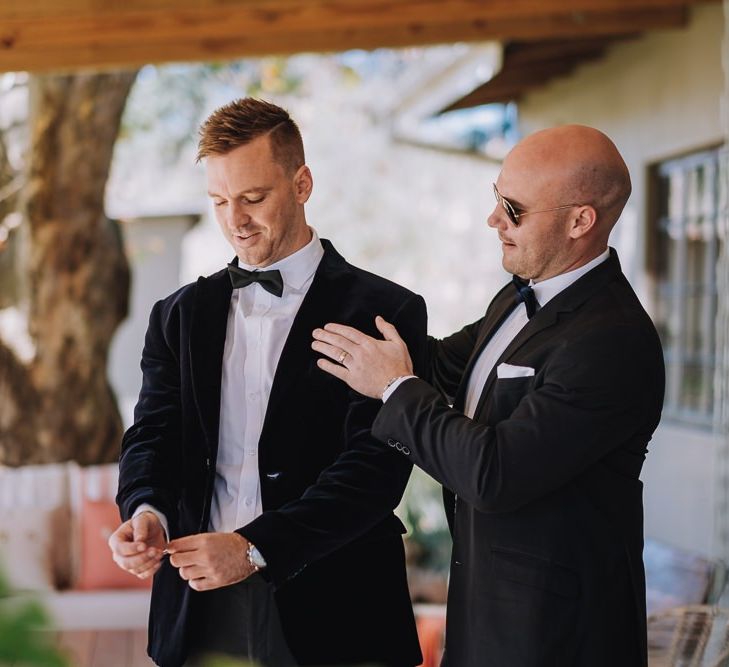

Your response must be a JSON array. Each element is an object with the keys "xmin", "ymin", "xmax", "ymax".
[
  {"xmin": 512, "ymin": 275, "xmax": 539, "ymax": 319},
  {"xmin": 228, "ymin": 263, "xmax": 284, "ymax": 297}
]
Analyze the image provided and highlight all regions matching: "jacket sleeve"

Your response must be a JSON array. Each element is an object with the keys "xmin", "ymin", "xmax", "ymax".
[
  {"xmin": 116, "ymin": 297, "xmax": 184, "ymax": 531},
  {"xmin": 427, "ymin": 283, "xmax": 518, "ymax": 402},
  {"xmin": 372, "ymin": 323, "xmax": 664, "ymax": 514},
  {"xmin": 424, "ymin": 319, "xmax": 482, "ymax": 403},
  {"xmin": 238, "ymin": 293, "xmax": 428, "ymax": 587}
]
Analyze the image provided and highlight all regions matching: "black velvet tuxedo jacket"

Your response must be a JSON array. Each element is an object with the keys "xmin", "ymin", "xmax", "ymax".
[
  {"xmin": 117, "ymin": 240, "xmax": 427, "ymax": 667},
  {"xmin": 373, "ymin": 250, "xmax": 665, "ymax": 667}
]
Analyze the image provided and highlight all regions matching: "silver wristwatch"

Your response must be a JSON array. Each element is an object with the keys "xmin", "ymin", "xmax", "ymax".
[{"xmin": 247, "ymin": 543, "xmax": 267, "ymax": 570}]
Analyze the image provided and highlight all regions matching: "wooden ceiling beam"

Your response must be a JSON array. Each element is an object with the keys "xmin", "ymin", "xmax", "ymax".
[
  {"xmin": 483, "ymin": 60, "xmax": 589, "ymax": 89},
  {"xmin": 441, "ymin": 38, "xmax": 619, "ymax": 111},
  {"xmin": 0, "ymin": 0, "xmax": 711, "ymax": 23},
  {"xmin": 503, "ymin": 36, "xmax": 632, "ymax": 64},
  {"xmin": 444, "ymin": 84, "xmax": 532, "ymax": 109},
  {"xmin": 0, "ymin": 7, "xmax": 691, "ymax": 73}
]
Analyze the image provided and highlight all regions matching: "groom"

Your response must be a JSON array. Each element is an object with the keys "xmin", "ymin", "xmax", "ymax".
[{"xmin": 109, "ymin": 98, "xmax": 426, "ymax": 667}]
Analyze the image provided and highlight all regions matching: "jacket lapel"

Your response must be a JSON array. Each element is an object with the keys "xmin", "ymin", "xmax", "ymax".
[
  {"xmin": 452, "ymin": 284, "xmax": 517, "ymax": 411},
  {"xmin": 258, "ymin": 240, "xmax": 350, "ymax": 444},
  {"xmin": 188, "ymin": 242, "xmax": 350, "ymax": 458},
  {"xmin": 189, "ymin": 268, "xmax": 232, "ymax": 454},
  {"xmin": 471, "ymin": 249, "xmax": 623, "ymax": 417}
]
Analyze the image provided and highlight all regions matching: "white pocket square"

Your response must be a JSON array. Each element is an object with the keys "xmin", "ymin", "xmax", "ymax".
[{"xmin": 497, "ymin": 363, "xmax": 535, "ymax": 379}]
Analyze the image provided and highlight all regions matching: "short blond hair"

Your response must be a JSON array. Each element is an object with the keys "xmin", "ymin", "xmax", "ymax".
[{"xmin": 197, "ymin": 98, "xmax": 305, "ymax": 173}]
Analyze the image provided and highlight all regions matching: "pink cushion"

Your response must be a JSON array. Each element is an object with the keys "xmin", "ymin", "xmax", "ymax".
[
  {"xmin": 416, "ymin": 613, "xmax": 446, "ymax": 667},
  {"xmin": 74, "ymin": 498, "xmax": 151, "ymax": 591}
]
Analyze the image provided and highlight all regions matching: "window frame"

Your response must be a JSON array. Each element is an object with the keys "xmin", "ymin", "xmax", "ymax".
[{"xmin": 647, "ymin": 144, "xmax": 725, "ymax": 429}]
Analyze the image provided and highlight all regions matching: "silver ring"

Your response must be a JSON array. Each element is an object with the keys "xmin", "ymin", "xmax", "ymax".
[{"xmin": 338, "ymin": 350, "xmax": 348, "ymax": 364}]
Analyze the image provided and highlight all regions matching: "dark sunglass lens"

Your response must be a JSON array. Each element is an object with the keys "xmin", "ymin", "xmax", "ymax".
[
  {"xmin": 504, "ymin": 200, "xmax": 518, "ymax": 226},
  {"xmin": 494, "ymin": 185, "xmax": 519, "ymax": 226}
]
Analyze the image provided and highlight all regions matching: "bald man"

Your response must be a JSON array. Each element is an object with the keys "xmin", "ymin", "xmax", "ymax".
[{"xmin": 312, "ymin": 125, "xmax": 665, "ymax": 667}]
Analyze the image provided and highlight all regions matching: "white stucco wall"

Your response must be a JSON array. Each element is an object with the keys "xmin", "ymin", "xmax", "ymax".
[{"xmin": 517, "ymin": 3, "xmax": 725, "ymax": 555}]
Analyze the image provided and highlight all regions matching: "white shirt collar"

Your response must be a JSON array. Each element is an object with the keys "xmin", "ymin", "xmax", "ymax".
[
  {"xmin": 237, "ymin": 227, "xmax": 324, "ymax": 293},
  {"xmin": 531, "ymin": 247, "xmax": 610, "ymax": 308}
]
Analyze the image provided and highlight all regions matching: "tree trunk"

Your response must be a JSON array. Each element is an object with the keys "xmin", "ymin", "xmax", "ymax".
[
  {"xmin": 0, "ymin": 70, "xmax": 137, "ymax": 465},
  {"xmin": 0, "ymin": 129, "xmax": 22, "ymax": 307}
]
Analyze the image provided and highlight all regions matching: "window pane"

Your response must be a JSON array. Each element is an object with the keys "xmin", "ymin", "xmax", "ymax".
[{"xmin": 652, "ymin": 146, "xmax": 722, "ymax": 426}]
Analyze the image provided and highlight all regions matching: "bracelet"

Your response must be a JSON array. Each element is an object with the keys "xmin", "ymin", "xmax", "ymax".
[{"xmin": 381, "ymin": 376, "xmax": 403, "ymax": 399}]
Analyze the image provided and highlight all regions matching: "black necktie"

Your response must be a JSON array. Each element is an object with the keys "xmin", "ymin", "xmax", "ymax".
[
  {"xmin": 228, "ymin": 263, "xmax": 284, "ymax": 297},
  {"xmin": 512, "ymin": 275, "xmax": 539, "ymax": 319}
]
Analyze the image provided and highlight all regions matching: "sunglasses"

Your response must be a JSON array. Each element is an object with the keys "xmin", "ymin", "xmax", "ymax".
[{"xmin": 493, "ymin": 184, "xmax": 582, "ymax": 227}]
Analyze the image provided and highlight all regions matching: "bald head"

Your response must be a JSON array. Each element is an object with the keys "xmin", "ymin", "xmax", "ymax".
[
  {"xmin": 506, "ymin": 125, "xmax": 631, "ymax": 239},
  {"xmin": 491, "ymin": 125, "xmax": 631, "ymax": 281}
]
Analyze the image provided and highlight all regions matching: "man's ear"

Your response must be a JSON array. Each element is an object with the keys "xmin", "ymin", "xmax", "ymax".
[
  {"xmin": 293, "ymin": 165, "xmax": 313, "ymax": 204},
  {"xmin": 568, "ymin": 205, "xmax": 597, "ymax": 239}
]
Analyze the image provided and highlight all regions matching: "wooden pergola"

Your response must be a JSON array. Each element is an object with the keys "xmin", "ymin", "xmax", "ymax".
[{"xmin": 0, "ymin": 0, "xmax": 717, "ymax": 74}]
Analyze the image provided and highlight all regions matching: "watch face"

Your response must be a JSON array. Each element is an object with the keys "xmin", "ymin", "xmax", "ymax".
[{"xmin": 250, "ymin": 546, "xmax": 267, "ymax": 568}]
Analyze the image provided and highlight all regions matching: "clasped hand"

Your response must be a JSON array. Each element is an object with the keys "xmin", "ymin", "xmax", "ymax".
[
  {"xmin": 166, "ymin": 532, "xmax": 257, "ymax": 591},
  {"xmin": 311, "ymin": 316, "xmax": 413, "ymax": 398},
  {"xmin": 109, "ymin": 512, "xmax": 257, "ymax": 591}
]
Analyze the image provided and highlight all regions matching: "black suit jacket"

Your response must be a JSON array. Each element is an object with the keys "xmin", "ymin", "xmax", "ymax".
[
  {"xmin": 117, "ymin": 240, "xmax": 427, "ymax": 667},
  {"xmin": 373, "ymin": 250, "xmax": 665, "ymax": 667}
]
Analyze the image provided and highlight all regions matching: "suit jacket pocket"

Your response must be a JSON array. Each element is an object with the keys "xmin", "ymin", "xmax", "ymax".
[
  {"xmin": 492, "ymin": 546, "xmax": 580, "ymax": 599},
  {"xmin": 486, "ymin": 376, "xmax": 535, "ymax": 423}
]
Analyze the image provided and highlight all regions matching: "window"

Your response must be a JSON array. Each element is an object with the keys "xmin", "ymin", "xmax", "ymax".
[{"xmin": 650, "ymin": 146, "xmax": 727, "ymax": 428}]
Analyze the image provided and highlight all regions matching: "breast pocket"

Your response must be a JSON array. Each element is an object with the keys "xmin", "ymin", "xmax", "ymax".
[{"xmin": 488, "ymin": 376, "xmax": 535, "ymax": 423}]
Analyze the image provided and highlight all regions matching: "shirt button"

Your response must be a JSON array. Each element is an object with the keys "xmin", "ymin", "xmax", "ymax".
[
  {"xmin": 249, "ymin": 393, "xmax": 258, "ymax": 401},
  {"xmin": 246, "ymin": 449, "xmax": 256, "ymax": 457},
  {"xmin": 244, "ymin": 497, "xmax": 253, "ymax": 507}
]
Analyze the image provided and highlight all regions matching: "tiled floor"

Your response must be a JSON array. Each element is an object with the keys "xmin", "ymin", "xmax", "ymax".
[{"xmin": 51, "ymin": 615, "xmax": 727, "ymax": 667}]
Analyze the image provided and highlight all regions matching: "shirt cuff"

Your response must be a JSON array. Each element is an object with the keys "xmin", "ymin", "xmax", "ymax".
[
  {"xmin": 133, "ymin": 503, "xmax": 170, "ymax": 543},
  {"xmin": 382, "ymin": 375, "xmax": 417, "ymax": 402}
]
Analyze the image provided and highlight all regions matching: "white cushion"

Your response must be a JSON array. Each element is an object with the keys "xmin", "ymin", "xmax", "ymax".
[
  {"xmin": 0, "ymin": 462, "xmax": 76, "ymax": 589},
  {"xmin": 0, "ymin": 506, "xmax": 57, "ymax": 591},
  {"xmin": 0, "ymin": 462, "xmax": 72, "ymax": 509}
]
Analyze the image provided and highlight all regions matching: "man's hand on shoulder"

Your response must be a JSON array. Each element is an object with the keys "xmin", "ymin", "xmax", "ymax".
[
  {"xmin": 166, "ymin": 532, "xmax": 258, "ymax": 591},
  {"xmin": 312, "ymin": 316, "xmax": 414, "ymax": 399},
  {"xmin": 108, "ymin": 511, "xmax": 166, "ymax": 579}
]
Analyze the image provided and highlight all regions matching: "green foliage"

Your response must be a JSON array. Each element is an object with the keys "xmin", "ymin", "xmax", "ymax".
[
  {"xmin": 0, "ymin": 572, "xmax": 67, "ymax": 667},
  {"xmin": 197, "ymin": 657, "xmax": 255, "ymax": 667},
  {"xmin": 403, "ymin": 503, "xmax": 451, "ymax": 573},
  {"xmin": 120, "ymin": 57, "xmax": 304, "ymax": 164},
  {"xmin": 399, "ymin": 468, "xmax": 451, "ymax": 573}
]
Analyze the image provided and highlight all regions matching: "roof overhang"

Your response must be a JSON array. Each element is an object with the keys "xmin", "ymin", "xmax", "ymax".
[{"xmin": 0, "ymin": 0, "xmax": 714, "ymax": 74}]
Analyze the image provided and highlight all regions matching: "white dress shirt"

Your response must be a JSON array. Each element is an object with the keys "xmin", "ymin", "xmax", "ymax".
[
  {"xmin": 134, "ymin": 228, "xmax": 324, "ymax": 537},
  {"xmin": 383, "ymin": 249, "xmax": 610, "ymax": 415},
  {"xmin": 462, "ymin": 248, "xmax": 610, "ymax": 417}
]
